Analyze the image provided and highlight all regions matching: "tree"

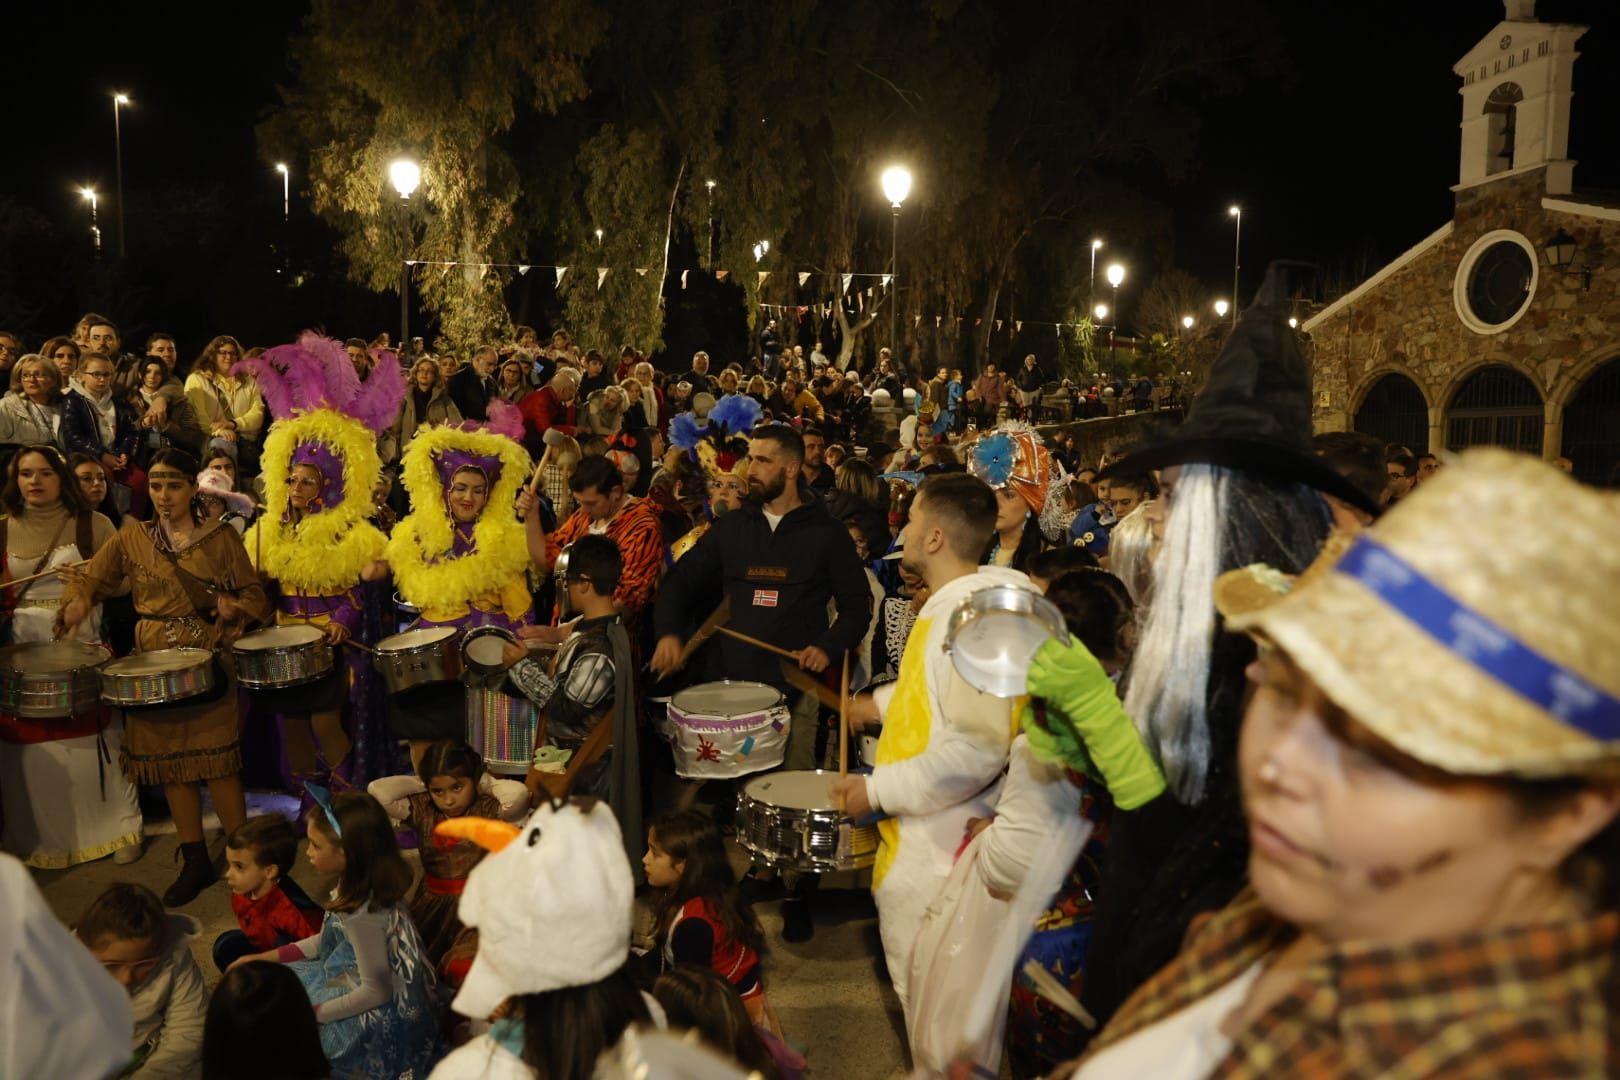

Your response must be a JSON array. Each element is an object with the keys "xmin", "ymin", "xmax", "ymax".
[
  {"xmin": 259, "ymin": 0, "xmax": 605, "ymax": 352},
  {"xmin": 1136, "ymin": 268, "xmax": 1216, "ymax": 341}
]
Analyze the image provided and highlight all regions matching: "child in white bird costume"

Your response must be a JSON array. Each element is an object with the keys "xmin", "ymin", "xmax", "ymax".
[{"xmin": 428, "ymin": 798, "xmax": 656, "ymax": 1080}]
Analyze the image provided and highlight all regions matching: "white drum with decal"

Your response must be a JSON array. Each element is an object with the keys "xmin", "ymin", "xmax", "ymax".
[{"xmin": 661, "ymin": 680, "xmax": 789, "ymax": 779}]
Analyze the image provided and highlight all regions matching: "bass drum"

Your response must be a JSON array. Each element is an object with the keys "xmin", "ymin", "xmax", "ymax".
[{"xmin": 662, "ymin": 680, "xmax": 789, "ymax": 779}]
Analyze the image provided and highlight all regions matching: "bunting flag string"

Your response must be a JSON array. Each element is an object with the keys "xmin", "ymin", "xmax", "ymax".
[
  {"xmin": 596, "ymin": 268, "xmax": 609, "ymax": 290},
  {"xmin": 798, "ymin": 272, "xmax": 811, "ymax": 287},
  {"xmin": 555, "ymin": 266, "xmax": 568, "ymax": 288},
  {"xmin": 841, "ymin": 273, "xmax": 854, "ymax": 295},
  {"xmin": 881, "ymin": 274, "xmax": 892, "ymax": 288},
  {"xmin": 758, "ymin": 271, "xmax": 770, "ymax": 287}
]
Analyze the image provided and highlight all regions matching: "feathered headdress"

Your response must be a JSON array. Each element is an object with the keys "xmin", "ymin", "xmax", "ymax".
[
  {"xmin": 669, "ymin": 393, "xmax": 762, "ymax": 480},
  {"xmin": 968, "ymin": 422, "xmax": 1066, "ymax": 536},
  {"xmin": 240, "ymin": 332, "xmax": 405, "ymax": 592}
]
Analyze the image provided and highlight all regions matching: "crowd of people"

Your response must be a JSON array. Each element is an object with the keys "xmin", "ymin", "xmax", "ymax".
[{"xmin": 3, "ymin": 271, "xmax": 1618, "ymax": 1080}]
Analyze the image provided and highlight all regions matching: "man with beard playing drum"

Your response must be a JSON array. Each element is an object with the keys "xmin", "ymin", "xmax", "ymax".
[{"xmin": 651, "ymin": 422, "xmax": 871, "ymax": 942}]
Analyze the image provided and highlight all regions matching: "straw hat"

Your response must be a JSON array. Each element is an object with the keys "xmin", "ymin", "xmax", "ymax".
[{"xmin": 1215, "ymin": 448, "xmax": 1620, "ymax": 779}]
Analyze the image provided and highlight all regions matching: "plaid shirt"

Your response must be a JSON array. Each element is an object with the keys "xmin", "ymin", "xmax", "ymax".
[{"xmin": 1083, "ymin": 887, "xmax": 1620, "ymax": 1078}]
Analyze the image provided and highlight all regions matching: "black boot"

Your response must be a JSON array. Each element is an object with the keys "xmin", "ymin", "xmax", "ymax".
[{"xmin": 163, "ymin": 841, "xmax": 216, "ymax": 907}]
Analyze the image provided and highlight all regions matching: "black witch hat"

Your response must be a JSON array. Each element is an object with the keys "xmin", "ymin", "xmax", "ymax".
[{"xmin": 1101, "ymin": 261, "xmax": 1381, "ymax": 516}]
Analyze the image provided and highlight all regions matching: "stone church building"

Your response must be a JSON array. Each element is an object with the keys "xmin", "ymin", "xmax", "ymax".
[{"xmin": 1304, "ymin": 1, "xmax": 1620, "ymax": 484}]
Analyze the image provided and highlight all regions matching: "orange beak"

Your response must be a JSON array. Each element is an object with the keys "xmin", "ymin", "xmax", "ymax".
[{"xmin": 434, "ymin": 817, "xmax": 520, "ymax": 852}]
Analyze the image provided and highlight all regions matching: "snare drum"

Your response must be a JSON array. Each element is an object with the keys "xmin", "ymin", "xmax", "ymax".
[
  {"xmin": 100, "ymin": 648, "xmax": 216, "ymax": 707},
  {"xmin": 465, "ymin": 685, "xmax": 538, "ymax": 777},
  {"xmin": 662, "ymin": 680, "xmax": 789, "ymax": 779},
  {"xmin": 0, "ymin": 640, "xmax": 111, "ymax": 718},
  {"xmin": 461, "ymin": 626, "xmax": 518, "ymax": 690},
  {"xmin": 233, "ymin": 625, "xmax": 333, "ymax": 689},
  {"xmin": 374, "ymin": 627, "xmax": 461, "ymax": 694},
  {"xmin": 736, "ymin": 769, "xmax": 878, "ymax": 873}
]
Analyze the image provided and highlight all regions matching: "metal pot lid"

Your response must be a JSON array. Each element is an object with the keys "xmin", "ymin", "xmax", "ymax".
[{"xmin": 942, "ymin": 583, "xmax": 1068, "ymax": 698}]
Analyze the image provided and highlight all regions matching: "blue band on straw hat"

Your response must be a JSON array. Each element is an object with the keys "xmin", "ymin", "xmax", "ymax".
[
  {"xmin": 1336, "ymin": 535, "xmax": 1620, "ymax": 740},
  {"xmin": 305, "ymin": 782, "xmax": 342, "ymax": 837}
]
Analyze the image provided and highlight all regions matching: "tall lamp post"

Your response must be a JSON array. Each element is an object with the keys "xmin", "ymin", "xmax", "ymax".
[
  {"xmin": 389, "ymin": 158, "xmax": 421, "ymax": 350},
  {"xmin": 1227, "ymin": 205, "xmax": 1242, "ymax": 326},
  {"xmin": 80, "ymin": 188, "xmax": 101, "ymax": 255},
  {"xmin": 275, "ymin": 163, "xmax": 290, "ymax": 222},
  {"xmin": 1105, "ymin": 262, "xmax": 1126, "ymax": 370},
  {"xmin": 881, "ymin": 164, "xmax": 912, "ymax": 362},
  {"xmin": 704, "ymin": 179, "xmax": 716, "ymax": 269},
  {"xmin": 1089, "ymin": 238, "xmax": 1103, "ymax": 316},
  {"xmin": 1093, "ymin": 303, "xmax": 1109, "ymax": 381},
  {"xmin": 112, "ymin": 93, "xmax": 130, "ymax": 258}
]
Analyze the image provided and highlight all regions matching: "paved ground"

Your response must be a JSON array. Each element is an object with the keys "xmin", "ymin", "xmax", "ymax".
[{"xmin": 30, "ymin": 798, "xmax": 912, "ymax": 1078}]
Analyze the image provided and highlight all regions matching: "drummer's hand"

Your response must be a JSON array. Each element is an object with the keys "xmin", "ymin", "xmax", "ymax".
[
  {"xmin": 649, "ymin": 634, "xmax": 684, "ymax": 678},
  {"xmin": 517, "ymin": 620, "xmax": 574, "ymax": 646},
  {"xmin": 515, "ymin": 489, "xmax": 539, "ymax": 521},
  {"xmin": 827, "ymin": 775, "xmax": 873, "ymax": 819},
  {"xmin": 360, "ymin": 559, "xmax": 390, "ymax": 583},
  {"xmin": 55, "ymin": 564, "xmax": 86, "ymax": 587},
  {"xmin": 323, "ymin": 622, "xmax": 351, "ymax": 645},
  {"xmin": 55, "ymin": 596, "xmax": 91, "ymax": 638},
  {"xmin": 965, "ymin": 814, "xmax": 995, "ymax": 840},
  {"xmin": 214, "ymin": 594, "xmax": 244, "ymax": 621},
  {"xmin": 501, "ymin": 641, "xmax": 528, "ymax": 667},
  {"xmin": 846, "ymin": 692, "xmax": 879, "ymax": 732},
  {"xmin": 794, "ymin": 645, "xmax": 830, "ymax": 673}
]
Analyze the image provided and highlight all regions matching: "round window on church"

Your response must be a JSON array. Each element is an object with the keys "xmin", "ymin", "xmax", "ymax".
[{"xmin": 1453, "ymin": 229, "xmax": 1538, "ymax": 335}]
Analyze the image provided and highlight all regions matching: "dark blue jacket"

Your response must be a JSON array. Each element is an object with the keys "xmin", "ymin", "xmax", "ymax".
[{"xmin": 62, "ymin": 389, "xmax": 142, "ymax": 460}]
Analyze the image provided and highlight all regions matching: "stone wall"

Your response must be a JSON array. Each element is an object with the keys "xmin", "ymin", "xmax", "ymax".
[
  {"xmin": 1037, "ymin": 407, "xmax": 1182, "ymax": 468},
  {"xmin": 1304, "ymin": 168, "xmax": 1620, "ymax": 455}
]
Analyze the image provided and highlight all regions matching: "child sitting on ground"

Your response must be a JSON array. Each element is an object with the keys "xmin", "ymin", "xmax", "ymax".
[
  {"xmin": 643, "ymin": 810, "xmax": 779, "ymax": 1035},
  {"xmin": 212, "ymin": 815, "xmax": 324, "ymax": 972},
  {"xmin": 367, "ymin": 740, "xmax": 527, "ymax": 983},
  {"xmin": 201, "ymin": 962, "xmax": 329, "ymax": 1080},
  {"xmin": 75, "ymin": 881, "xmax": 207, "ymax": 1079},
  {"xmin": 653, "ymin": 966, "xmax": 803, "ymax": 1080},
  {"xmin": 230, "ymin": 789, "xmax": 442, "ymax": 1078}
]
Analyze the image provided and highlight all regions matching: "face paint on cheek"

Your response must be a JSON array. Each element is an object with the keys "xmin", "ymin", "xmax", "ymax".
[{"xmin": 1365, "ymin": 849, "xmax": 1454, "ymax": 891}]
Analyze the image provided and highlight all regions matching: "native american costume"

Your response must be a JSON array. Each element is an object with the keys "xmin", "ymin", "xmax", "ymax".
[{"xmin": 238, "ymin": 333, "xmax": 406, "ymax": 788}]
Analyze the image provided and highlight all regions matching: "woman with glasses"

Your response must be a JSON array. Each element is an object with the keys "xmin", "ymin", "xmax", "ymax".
[
  {"xmin": 183, "ymin": 336, "xmax": 265, "ymax": 476},
  {"xmin": 63, "ymin": 352, "xmax": 148, "ymax": 520},
  {"xmin": 0, "ymin": 355, "xmax": 66, "ymax": 452}
]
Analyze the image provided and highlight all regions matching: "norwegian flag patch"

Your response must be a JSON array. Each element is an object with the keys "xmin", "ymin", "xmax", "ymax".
[{"xmin": 752, "ymin": 589, "xmax": 779, "ymax": 608}]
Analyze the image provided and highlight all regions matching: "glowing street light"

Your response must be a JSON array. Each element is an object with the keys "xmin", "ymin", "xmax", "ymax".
[
  {"xmin": 752, "ymin": 239, "xmax": 770, "ymax": 262},
  {"xmin": 1182, "ymin": 315, "xmax": 1195, "ymax": 330},
  {"xmin": 112, "ymin": 92, "xmax": 131, "ymax": 258},
  {"xmin": 595, "ymin": 228, "xmax": 604, "ymax": 245},
  {"xmin": 1214, "ymin": 299, "xmax": 1229, "ymax": 319},
  {"xmin": 80, "ymin": 187, "xmax": 101, "ymax": 254},
  {"xmin": 1094, "ymin": 303, "xmax": 1109, "ymax": 321},
  {"xmin": 388, "ymin": 158, "xmax": 421, "ymax": 200},
  {"xmin": 1104, "ymin": 263, "xmax": 1126, "ymax": 369},
  {"xmin": 881, "ymin": 165, "xmax": 912, "ymax": 356},
  {"xmin": 1288, "ymin": 316, "xmax": 1299, "ymax": 329},
  {"xmin": 274, "ymin": 163, "xmax": 289, "ymax": 222},
  {"xmin": 1227, "ymin": 204, "xmax": 1242, "ymax": 327}
]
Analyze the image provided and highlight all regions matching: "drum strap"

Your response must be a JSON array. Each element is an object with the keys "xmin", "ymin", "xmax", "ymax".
[{"xmin": 531, "ymin": 713, "xmax": 613, "ymax": 801}]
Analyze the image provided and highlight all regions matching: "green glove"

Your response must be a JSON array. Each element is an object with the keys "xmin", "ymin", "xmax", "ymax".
[{"xmin": 1025, "ymin": 637, "xmax": 1165, "ymax": 810}]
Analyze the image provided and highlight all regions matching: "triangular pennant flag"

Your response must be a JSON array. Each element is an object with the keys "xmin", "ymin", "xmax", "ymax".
[
  {"xmin": 517, "ymin": 264, "xmax": 530, "ymax": 276},
  {"xmin": 913, "ymin": 315, "xmax": 921, "ymax": 326},
  {"xmin": 857, "ymin": 291, "xmax": 865, "ymax": 312},
  {"xmin": 881, "ymin": 274, "xmax": 892, "ymax": 288},
  {"xmin": 798, "ymin": 272, "xmax": 811, "ymax": 287},
  {"xmin": 440, "ymin": 262, "xmax": 452, "ymax": 277},
  {"xmin": 716, "ymin": 270, "xmax": 730, "ymax": 281},
  {"xmin": 596, "ymin": 267, "xmax": 608, "ymax": 290},
  {"xmin": 841, "ymin": 273, "xmax": 853, "ymax": 295},
  {"xmin": 636, "ymin": 267, "xmax": 649, "ymax": 277},
  {"xmin": 555, "ymin": 266, "xmax": 568, "ymax": 287},
  {"xmin": 479, "ymin": 263, "xmax": 490, "ymax": 280},
  {"xmin": 1056, "ymin": 323, "xmax": 1062, "ymax": 337},
  {"xmin": 1016, "ymin": 320, "xmax": 1023, "ymax": 333},
  {"xmin": 681, "ymin": 270, "xmax": 689, "ymax": 289},
  {"xmin": 758, "ymin": 271, "xmax": 770, "ymax": 287},
  {"xmin": 935, "ymin": 316, "xmax": 942, "ymax": 327},
  {"xmin": 974, "ymin": 318, "xmax": 982, "ymax": 327},
  {"xmin": 995, "ymin": 319, "xmax": 1003, "ymax": 332}
]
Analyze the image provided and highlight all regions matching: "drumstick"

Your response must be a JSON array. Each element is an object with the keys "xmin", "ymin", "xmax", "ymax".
[
  {"xmin": 344, "ymin": 639, "xmax": 378, "ymax": 655},
  {"xmin": 838, "ymin": 652, "xmax": 850, "ymax": 810},
  {"xmin": 714, "ymin": 625, "xmax": 799, "ymax": 663},
  {"xmin": 677, "ymin": 598, "xmax": 732, "ymax": 667},
  {"xmin": 2, "ymin": 559, "xmax": 89, "ymax": 589}
]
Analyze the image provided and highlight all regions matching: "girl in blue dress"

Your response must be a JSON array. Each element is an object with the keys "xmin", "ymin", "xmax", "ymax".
[{"xmin": 232, "ymin": 789, "xmax": 443, "ymax": 1078}]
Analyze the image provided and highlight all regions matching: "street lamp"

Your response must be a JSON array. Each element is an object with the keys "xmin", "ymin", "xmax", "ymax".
[
  {"xmin": 390, "ymin": 158, "xmax": 421, "ymax": 348},
  {"xmin": 1093, "ymin": 303, "xmax": 1109, "ymax": 321},
  {"xmin": 594, "ymin": 228, "xmax": 604, "ymax": 246},
  {"xmin": 704, "ymin": 179, "xmax": 716, "ymax": 269},
  {"xmin": 752, "ymin": 240, "xmax": 770, "ymax": 262},
  {"xmin": 1227, "ymin": 205, "xmax": 1242, "ymax": 326},
  {"xmin": 274, "ymin": 163, "xmax": 289, "ymax": 222},
  {"xmin": 1089, "ymin": 238, "xmax": 1103, "ymax": 315},
  {"xmin": 1104, "ymin": 263, "xmax": 1125, "ymax": 371},
  {"xmin": 881, "ymin": 164, "xmax": 912, "ymax": 360},
  {"xmin": 80, "ymin": 187, "xmax": 101, "ymax": 255},
  {"xmin": 1214, "ymin": 299, "xmax": 1229, "ymax": 319},
  {"xmin": 1287, "ymin": 317, "xmax": 1299, "ymax": 329},
  {"xmin": 112, "ymin": 92, "xmax": 130, "ymax": 258},
  {"xmin": 1181, "ymin": 314, "xmax": 1195, "ymax": 331}
]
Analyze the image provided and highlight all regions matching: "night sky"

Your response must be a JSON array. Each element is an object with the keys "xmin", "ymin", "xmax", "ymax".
[{"xmin": 3, "ymin": 1, "xmax": 1617, "ymax": 323}]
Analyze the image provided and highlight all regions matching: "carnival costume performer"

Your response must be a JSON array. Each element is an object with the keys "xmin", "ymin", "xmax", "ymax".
[
  {"xmin": 968, "ymin": 423, "xmax": 1069, "ymax": 572},
  {"xmin": 58, "ymin": 448, "xmax": 273, "ymax": 906},
  {"xmin": 666, "ymin": 393, "xmax": 761, "ymax": 562},
  {"xmin": 238, "ymin": 333, "xmax": 405, "ymax": 792},
  {"xmin": 384, "ymin": 401, "xmax": 533, "ymax": 762},
  {"xmin": 0, "ymin": 444, "xmax": 142, "ymax": 869}
]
